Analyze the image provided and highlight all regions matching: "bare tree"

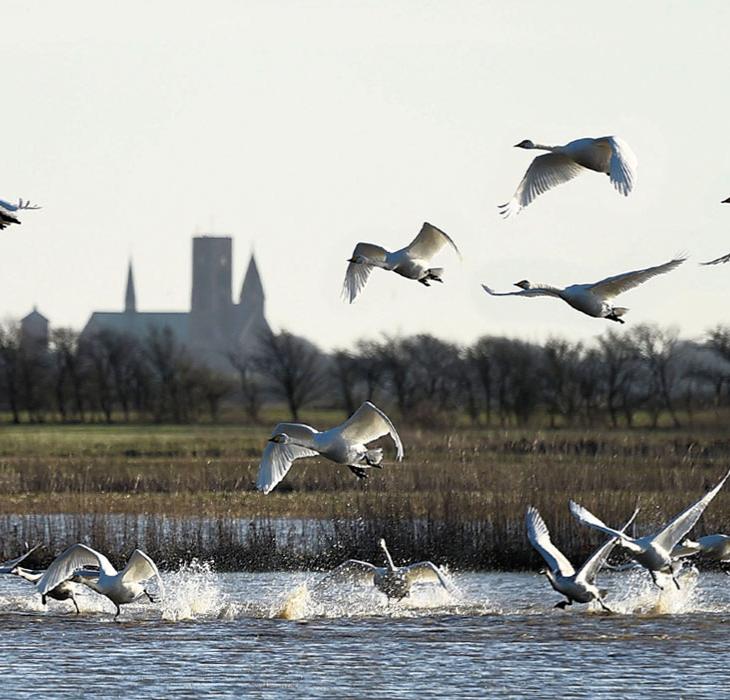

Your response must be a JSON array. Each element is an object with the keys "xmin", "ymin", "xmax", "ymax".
[
  {"xmin": 0, "ymin": 323, "xmax": 22, "ymax": 423},
  {"xmin": 227, "ymin": 347, "xmax": 264, "ymax": 423}
]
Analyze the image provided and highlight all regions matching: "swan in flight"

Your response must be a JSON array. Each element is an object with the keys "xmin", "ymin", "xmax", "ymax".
[
  {"xmin": 673, "ymin": 534, "xmax": 730, "ymax": 570},
  {"xmin": 36, "ymin": 544, "xmax": 164, "ymax": 619},
  {"xmin": 0, "ymin": 198, "xmax": 41, "ymax": 230},
  {"xmin": 482, "ymin": 256, "xmax": 686, "ymax": 323},
  {"xmin": 257, "ymin": 401, "xmax": 404, "ymax": 494},
  {"xmin": 342, "ymin": 222, "xmax": 460, "ymax": 303},
  {"xmin": 499, "ymin": 136, "xmax": 637, "ymax": 217},
  {"xmin": 11, "ymin": 566, "xmax": 81, "ymax": 614},
  {"xmin": 700, "ymin": 252, "xmax": 730, "ymax": 266},
  {"xmin": 527, "ymin": 505, "xmax": 638, "ymax": 612},
  {"xmin": 314, "ymin": 538, "xmax": 452, "ymax": 602},
  {"xmin": 0, "ymin": 544, "xmax": 40, "ymax": 573},
  {"xmin": 570, "ymin": 469, "xmax": 730, "ymax": 590}
]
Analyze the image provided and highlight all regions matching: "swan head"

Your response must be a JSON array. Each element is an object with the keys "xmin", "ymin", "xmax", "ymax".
[
  {"xmin": 514, "ymin": 280, "xmax": 531, "ymax": 290},
  {"xmin": 268, "ymin": 433, "xmax": 291, "ymax": 445},
  {"xmin": 514, "ymin": 139, "xmax": 536, "ymax": 149},
  {"xmin": 678, "ymin": 537, "xmax": 701, "ymax": 552},
  {"xmin": 347, "ymin": 254, "xmax": 368, "ymax": 265}
]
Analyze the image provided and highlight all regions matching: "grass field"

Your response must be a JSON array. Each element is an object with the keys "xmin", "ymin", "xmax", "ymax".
[{"xmin": 1, "ymin": 415, "xmax": 729, "ymax": 571}]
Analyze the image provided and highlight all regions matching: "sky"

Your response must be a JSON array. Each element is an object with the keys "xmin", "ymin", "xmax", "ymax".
[{"xmin": 2, "ymin": 1, "xmax": 730, "ymax": 351}]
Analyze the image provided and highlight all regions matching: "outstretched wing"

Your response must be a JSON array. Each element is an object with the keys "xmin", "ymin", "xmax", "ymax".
[
  {"xmin": 526, "ymin": 506, "xmax": 575, "ymax": 577},
  {"xmin": 342, "ymin": 242, "xmax": 388, "ymax": 303},
  {"xmin": 36, "ymin": 543, "xmax": 115, "ymax": 595},
  {"xmin": 0, "ymin": 198, "xmax": 20, "ymax": 212},
  {"xmin": 605, "ymin": 136, "xmax": 638, "ymax": 196},
  {"xmin": 569, "ymin": 501, "xmax": 629, "ymax": 541},
  {"xmin": 0, "ymin": 203, "xmax": 21, "ymax": 228},
  {"xmin": 404, "ymin": 561, "xmax": 453, "ymax": 591},
  {"xmin": 499, "ymin": 153, "xmax": 586, "ymax": 218},
  {"xmin": 578, "ymin": 505, "xmax": 639, "ymax": 584},
  {"xmin": 481, "ymin": 284, "xmax": 561, "ymax": 299},
  {"xmin": 257, "ymin": 423, "xmax": 319, "ymax": 494},
  {"xmin": 313, "ymin": 560, "xmax": 378, "ymax": 590},
  {"xmin": 337, "ymin": 401, "xmax": 404, "ymax": 460},
  {"xmin": 0, "ymin": 544, "xmax": 41, "ymax": 574},
  {"xmin": 653, "ymin": 469, "xmax": 730, "ymax": 553},
  {"xmin": 588, "ymin": 257, "xmax": 686, "ymax": 299},
  {"xmin": 405, "ymin": 222, "xmax": 460, "ymax": 261},
  {"xmin": 701, "ymin": 252, "xmax": 730, "ymax": 266},
  {"xmin": 120, "ymin": 549, "xmax": 165, "ymax": 595}
]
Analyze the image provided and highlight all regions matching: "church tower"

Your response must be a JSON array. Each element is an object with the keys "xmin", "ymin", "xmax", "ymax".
[
  {"xmin": 124, "ymin": 260, "xmax": 137, "ymax": 313},
  {"xmin": 236, "ymin": 254, "xmax": 270, "ymax": 353}
]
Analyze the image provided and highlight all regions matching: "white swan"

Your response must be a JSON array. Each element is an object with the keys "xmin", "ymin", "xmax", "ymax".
[
  {"xmin": 527, "ymin": 505, "xmax": 638, "ymax": 612},
  {"xmin": 36, "ymin": 544, "xmax": 164, "ymax": 619},
  {"xmin": 257, "ymin": 401, "xmax": 404, "ymax": 494},
  {"xmin": 672, "ymin": 534, "xmax": 730, "ymax": 569},
  {"xmin": 11, "ymin": 566, "xmax": 81, "ymax": 614},
  {"xmin": 0, "ymin": 544, "xmax": 40, "ymax": 573},
  {"xmin": 482, "ymin": 256, "xmax": 686, "ymax": 323},
  {"xmin": 342, "ymin": 222, "xmax": 460, "ymax": 303},
  {"xmin": 499, "ymin": 136, "xmax": 637, "ymax": 217},
  {"xmin": 315, "ymin": 538, "xmax": 452, "ymax": 601},
  {"xmin": 0, "ymin": 198, "xmax": 41, "ymax": 230},
  {"xmin": 570, "ymin": 469, "xmax": 730, "ymax": 590}
]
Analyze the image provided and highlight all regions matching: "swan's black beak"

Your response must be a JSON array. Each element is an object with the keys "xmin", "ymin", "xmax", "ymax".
[
  {"xmin": 347, "ymin": 257, "xmax": 356, "ymax": 263},
  {"xmin": 267, "ymin": 437, "xmax": 276, "ymax": 442},
  {"xmin": 722, "ymin": 197, "xmax": 730, "ymax": 204}
]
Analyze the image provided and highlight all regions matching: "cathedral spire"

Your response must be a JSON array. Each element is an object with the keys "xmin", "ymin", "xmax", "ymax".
[
  {"xmin": 125, "ymin": 260, "xmax": 137, "ymax": 313},
  {"xmin": 239, "ymin": 254, "xmax": 265, "ymax": 307}
]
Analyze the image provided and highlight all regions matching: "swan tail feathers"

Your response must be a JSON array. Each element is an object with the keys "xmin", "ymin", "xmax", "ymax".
[
  {"xmin": 613, "ymin": 307, "xmax": 629, "ymax": 317},
  {"xmin": 427, "ymin": 267, "xmax": 444, "ymax": 281}
]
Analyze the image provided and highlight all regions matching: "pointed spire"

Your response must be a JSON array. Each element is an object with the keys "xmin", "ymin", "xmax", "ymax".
[
  {"xmin": 125, "ymin": 260, "xmax": 137, "ymax": 313},
  {"xmin": 239, "ymin": 254, "xmax": 265, "ymax": 307}
]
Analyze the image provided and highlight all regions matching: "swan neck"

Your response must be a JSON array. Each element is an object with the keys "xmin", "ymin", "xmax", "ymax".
[
  {"xmin": 533, "ymin": 143, "xmax": 556, "ymax": 152},
  {"xmin": 381, "ymin": 542, "xmax": 396, "ymax": 571}
]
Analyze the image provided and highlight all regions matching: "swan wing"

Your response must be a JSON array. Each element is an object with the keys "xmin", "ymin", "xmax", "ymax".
[
  {"xmin": 342, "ymin": 243, "xmax": 387, "ymax": 303},
  {"xmin": 569, "ymin": 501, "xmax": 629, "ymax": 540},
  {"xmin": 404, "ymin": 561, "xmax": 452, "ymax": 590},
  {"xmin": 405, "ymin": 222, "xmax": 461, "ymax": 261},
  {"xmin": 526, "ymin": 506, "xmax": 575, "ymax": 577},
  {"xmin": 653, "ymin": 469, "xmax": 730, "ymax": 553},
  {"xmin": 588, "ymin": 257, "xmax": 686, "ymax": 299},
  {"xmin": 36, "ymin": 544, "xmax": 115, "ymax": 595},
  {"xmin": 577, "ymin": 505, "xmax": 639, "ymax": 584},
  {"xmin": 0, "ymin": 203, "xmax": 21, "ymax": 228},
  {"xmin": 701, "ymin": 252, "xmax": 730, "ymax": 266},
  {"xmin": 120, "ymin": 549, "xmax": 164, "ymax": 595},
  {"xmin": 0, "ymin": 544, "xmax": 41, "ymax": 574},
  {"xmin": 482, "ymin": 284, "xmax": 560, "ymax": 299},
  {"xmin": 0, "ymin": 198, "xmax": 19, "ymax": 212},
  {"xmin": 314, "ymin": 560, "xmax": 378, "ymax": 589},
  {"xmin": 605, "ymin": 136, "xmax": 638, "ymax": 196},
  {"xmin": 257, "ymin": 423, "xmax": 319, "ymax": 494},
  {"xmin": 336, "ymin": 401, "xmax": 404, "ymax": 460},
  {"xmin": 499, "ymin": 153, "xmax": 585, "ymax": 218}
]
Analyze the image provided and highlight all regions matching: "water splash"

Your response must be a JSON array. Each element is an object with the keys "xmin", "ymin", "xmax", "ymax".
[
  {"xmin": 160, "ymin": 559, "xmax": 227, "ymax": 622},
  {"xmin": 608, "ymin": 565, "xmax": 700, "ymax": 615}
]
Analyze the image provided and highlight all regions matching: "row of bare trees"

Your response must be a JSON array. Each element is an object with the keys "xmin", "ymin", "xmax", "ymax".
[{"xmin": 1, "ymin": 321, "xmax": 730, "ymax": 427}]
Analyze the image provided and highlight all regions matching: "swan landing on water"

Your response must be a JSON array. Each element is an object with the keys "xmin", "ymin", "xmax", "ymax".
[
  {"xmin": 527, "ymin": 505, "xmax": 638, "ymax": 612},
  {"xmin": 499, "ymin": 136, "xmax": 637, "ymax": 217},
  {"xmin": 314, "ymin": 538, "xmax": 452, "ymax": 602},
  {"xmin": 570, "ymin": 469, "xmax": 730, "ymax": 590},
  {"xmin": 256, "ymin": 401, "xmax": 404, "ymax": 494}
]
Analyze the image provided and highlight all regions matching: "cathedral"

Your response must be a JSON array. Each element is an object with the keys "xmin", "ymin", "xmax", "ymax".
[{"xmin": 81, "ymin": 236, "xmax": 270, "ymax": 369}]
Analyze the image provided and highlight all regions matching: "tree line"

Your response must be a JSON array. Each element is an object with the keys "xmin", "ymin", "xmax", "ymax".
[{"xmin": 1, "ymin": 321, "xmax": 730, "ymax": 428}]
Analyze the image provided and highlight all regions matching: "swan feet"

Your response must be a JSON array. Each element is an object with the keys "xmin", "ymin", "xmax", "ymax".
[
  {"xmin": 348, "ymin": 465, "xmax": 369, "ymax": 480},
  {"xmin": 418, "ymin": 278, "xmax": 431, "ymax": 287},
  {"xmin": 649, "ymin": 571, "xmax": 664, "ymax": 590},
  {"xmin": 144, "ymin": 589, "xmax": 157, "ymax": 603},
  {"xmin": 605, "ymin": 313, "xmax": 626, "ymax": 324},
  {"xmin": 554, "ymin": 600, "xmax": 572, "ymax": 610}
]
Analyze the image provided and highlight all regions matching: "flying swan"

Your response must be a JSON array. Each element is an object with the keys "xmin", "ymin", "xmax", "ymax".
[
  {"xmin": 342, "ymin": 222, "xmax": 460, "ymax": 303},
  {"xmin": 314, "ymin": 538, "xmax": 452, "ymax": 602},
  {"xmin": 0, "ymin": 544, "xmax": 40, "ymax": 574},
  {"xmin": 482, "ymin": 256, "xmax": 686, "ymax": 323},
  {"xmin": 499, "ymin": 136, "xmax": 637, "ymax": 217},
  {"xmin": 526, "ymin": 505, "xmax": 638, "ymax": 612},
  {"xmin": 0, "ymin": 198, "xmax": 41, "ymax": 230},
  {"xmin": 569, "ymin": 468, "xmax": 730, "ymax": 590},
  {"xmin": 36, "ymin": 543, "xmax": 164, "ymax": 619},
  {"xmin": 672, "ymin": 534, "xmax": 730, "ymax": 571},
  {"xmin": 257, "ymin": 401, "xmax": 404, "ymax": 494}
]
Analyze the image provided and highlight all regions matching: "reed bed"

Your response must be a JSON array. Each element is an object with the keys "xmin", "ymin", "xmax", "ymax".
[{"xmin": 1, "ymin": 423, "xmax": 729, "ymax": 571}]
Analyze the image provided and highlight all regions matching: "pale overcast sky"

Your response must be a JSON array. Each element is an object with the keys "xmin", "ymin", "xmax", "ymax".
[{"xmin": 2, "ymin": 1, "xmax": 729, "ymax": 350}]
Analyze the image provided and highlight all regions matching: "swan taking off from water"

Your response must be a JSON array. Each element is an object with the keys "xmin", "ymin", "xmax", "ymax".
[
  {"xmin": 342, "ymin": 222, "xmax": 460, "ymax": 303},
  {"xmin": 36, "ymin": 544, "xmax": 164, "ymax": 619},
  {"xmin": 257, "ymin": 401, "xmax": 403, "ymax": 494},
  {"xmin": 315, "ymin": 538, "xmax": 452, "ymax": 601},
  {"xmin": 499, "ymin": 136, "xmax": 637, "ymax": 217},
  {"xmin": 482, "ymin": 256, "xmax": 686, "ymax": 323},
  {"xmin": 0, "ymin": 544, "xmax": 40, "ymax": 573},
  {"xmin": 11, "ymin": 566, "xmax": 81, "ymax": 614},
  {"xmin": 673, "ymin": 534, "xmax": 730, "ymax": 570},
  {"xmin": 0, "ymin": 198, "xmax": 41, "ymax": 229},
  {"xmin": 570, "ymin": 469, "xmax": 730, "ymax": 590},
  {"xmin": 526, "ymin": 505, "xmax": 638, "ymax": 612}
]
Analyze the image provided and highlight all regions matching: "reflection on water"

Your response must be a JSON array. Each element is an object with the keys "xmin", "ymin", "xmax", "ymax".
[{"xmin": 1, "ymin": 567, "xmax": 729, "ymax": 698}]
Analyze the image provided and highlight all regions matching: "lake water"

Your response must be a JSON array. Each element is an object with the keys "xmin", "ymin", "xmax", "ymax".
[{"xmin": 0, "ymin": 564, "xmax": 727, "ymax": 699}]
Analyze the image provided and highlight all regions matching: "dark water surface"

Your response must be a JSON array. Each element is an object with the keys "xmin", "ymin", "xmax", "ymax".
[{"xmin": 1, "ymin": 567, "xmax": 727, "ymax": 698}]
